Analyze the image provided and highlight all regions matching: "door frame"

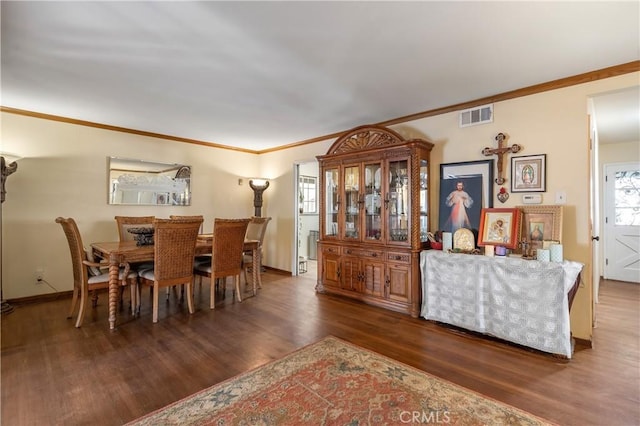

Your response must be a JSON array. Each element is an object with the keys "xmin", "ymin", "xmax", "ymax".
[{"xmin": 292, "ymin": 160, "xmax": 320, "ymax": 276}]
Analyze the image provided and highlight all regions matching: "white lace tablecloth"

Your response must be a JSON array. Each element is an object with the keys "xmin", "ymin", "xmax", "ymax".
[{"xmin": 420, "ymin": 250, "xmax": 583, "ymax": 358}]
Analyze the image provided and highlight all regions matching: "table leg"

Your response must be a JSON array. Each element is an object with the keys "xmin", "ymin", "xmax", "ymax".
[
  {"xmin": 108, "ymin": 254, "xmax": 120, "ymax": 330},
  {"xmin": 252, "ymin": 247, "xmax": 260, "ymax": 295}
]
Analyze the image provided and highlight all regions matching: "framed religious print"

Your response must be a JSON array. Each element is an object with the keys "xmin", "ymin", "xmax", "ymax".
[
  {"xmin": 438, "ymin": 176, "xmax": 483, "ymax": 234},
  {"xmin": 439, "ymin": 160, "xmax": 494, "ymax": 235},
  {"xmin": 478, "ymin": 208, "xmax": 522, "ymax": 249},
  {"xmin": 517, "ymin": 205, "xmax": 563, "ymax": 252},
  {"xmin": 440, "ymin": 160, "xmax": 494, "ymax": 208},
  {"xmin": 511, "ymin": 154, "xmax": 546, "ymax": 192}
]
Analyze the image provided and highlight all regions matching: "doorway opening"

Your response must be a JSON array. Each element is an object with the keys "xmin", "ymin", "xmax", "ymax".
[{"xmin": 294, "ymin": 161, "xmax": 319, "ymax": 278}]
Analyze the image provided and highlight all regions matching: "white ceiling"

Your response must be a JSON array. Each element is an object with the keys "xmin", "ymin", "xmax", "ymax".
[{"xmin": 1, "ymin": 1, "xmax": 638, "ymax": 152}]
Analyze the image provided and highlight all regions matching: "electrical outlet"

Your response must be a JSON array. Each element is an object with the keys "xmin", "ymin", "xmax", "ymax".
[
  {"xmin": 35, "ymin": 268, "xmax": 44, "ymax": 283},
  {"xmin": 555, "ymin": 191, "xmax": 567, "ymax": 204}
]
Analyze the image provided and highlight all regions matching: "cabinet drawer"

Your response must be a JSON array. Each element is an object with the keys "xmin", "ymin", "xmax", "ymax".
[
  {"xmin": 322, "ymin": 245, "xmax": 340, "ymax": 256},
  {"xmin": 343, "ymin": 247, "xmax": 384, "ymax": 259},
  {"xmin": 387, "ymin": 252, "xmax": 410, "ymax": 264}
]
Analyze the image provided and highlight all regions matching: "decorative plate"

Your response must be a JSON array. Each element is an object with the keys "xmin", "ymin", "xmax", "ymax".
[{"xmin": 453, "ymin": 228, "xmax": 475, "ymax": 251}]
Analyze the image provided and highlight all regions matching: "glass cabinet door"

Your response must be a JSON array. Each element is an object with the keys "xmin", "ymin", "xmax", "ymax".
[
  {"xmin": 344, "ymin": 165, "xmax": 360, "ymax": 239},
  {"xmin": 419, "ymin": 159, "xmax": 429, "ymax": 242},
  {"xmin": 388, "ymin": 160, "xmax": 409, "ymax": 242},
  {"xmin": 324, "ymin": 168, "xmax": 339, "ymax": 237},
  {"xmin": 364, "ymin": 162, "xmax": 382, "ymax": 240}
]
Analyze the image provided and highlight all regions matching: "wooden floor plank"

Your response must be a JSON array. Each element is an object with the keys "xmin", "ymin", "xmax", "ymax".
[{"xmin": 2, "ymin": 273, "xmax": 638, "ymax": 425}]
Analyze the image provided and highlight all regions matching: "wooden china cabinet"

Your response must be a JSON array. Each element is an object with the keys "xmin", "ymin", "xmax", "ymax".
[{"xmin": 316, "ymin": 125, "xmax": 433, "ymax": 317}]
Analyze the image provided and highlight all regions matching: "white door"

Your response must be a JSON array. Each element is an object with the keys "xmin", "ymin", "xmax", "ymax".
[{"xmin": 603, "ymin": 162, "xmax": 640, "ymax": 283}]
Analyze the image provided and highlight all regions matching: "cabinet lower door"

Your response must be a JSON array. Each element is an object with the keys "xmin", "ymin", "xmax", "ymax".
[
  {"xmin": 387, "ymin": 263, "xmax": 410, "ymax": 303},
  {"xmin": 341, "ymin": 257, "xmax": 361, "ymax": 292},
  {"xmin": 322, "ymin": 254, "xmax": 341, "ymax": 289},
  {"xmin": 362, "ymin": 259, "xmax": 385, "ymax": 298}
]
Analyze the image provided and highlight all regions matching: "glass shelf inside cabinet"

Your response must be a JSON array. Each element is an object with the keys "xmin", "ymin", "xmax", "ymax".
[
  {"xmin": 344, "ymin": 165, "xmax": 360, "ymax": 239},
  {"xmin": 364, "ymin": 162, "xmax": 382, "ymax": 240},
  {"xmin": 388, "ymin": 160, "xmax": 409, "ymax": 242},
  {"xmin": 324, "ymin": 168, "xmax": 339, "ymax": 237},
  {"xmin": 419, "ymin": 159, "xmax": 429, "ymax": 242}
]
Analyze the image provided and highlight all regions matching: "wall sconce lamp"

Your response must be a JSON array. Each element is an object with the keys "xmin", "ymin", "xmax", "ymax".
[
  {"xmin": 1, "ymin": 152, "xmax": 21, "ymax": 204},
  {"xmin": 249, "ymin": 178, "xmax": 270, "ymax": 217}
]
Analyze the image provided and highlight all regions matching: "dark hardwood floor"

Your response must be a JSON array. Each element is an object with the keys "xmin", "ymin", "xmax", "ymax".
[{"xmin": 2, "ymin": 271, "xmax": 638, "ymax": 425}]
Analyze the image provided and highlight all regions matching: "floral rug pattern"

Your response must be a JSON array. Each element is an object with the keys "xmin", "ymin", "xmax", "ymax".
[{"xmin": 129, "ymin": 336, "xmax": 553, "ymax": 425}]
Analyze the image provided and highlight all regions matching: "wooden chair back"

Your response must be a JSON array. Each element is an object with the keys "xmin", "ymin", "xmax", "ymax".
[
  {"xmin": 169, "ymin": 215, "xmax": 204, "ymax": 220},
  {"xmin": 212, "ymin": 218, "xmax": 251, "ymax": 277},
  {"xmin": 170, "ymin": 215, "xmax": 204, "ymax": 233},
  {"xmin": 56, "ymin": 217, "xmax": 135, "ymax": 327},
  {"xmin": 56, "ymin": 217, "xmax": 88, "ymax": 292},
  {"xmin": 152, "ymin": 218, "xmax": 203, "ymax": 284},
  {"xmin": 245, "ymin": 216, "xmax": 271, "ymax": 247},
  {"xmin": 242, "ymin": 217, "xmax": 271, "ymax": 287},
  {"xmin": 115, "ymin": 216, "xmax": 155, "ymax": 242}
]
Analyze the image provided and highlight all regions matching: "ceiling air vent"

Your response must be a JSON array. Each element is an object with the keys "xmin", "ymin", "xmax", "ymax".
[{"xmin": 459, "ymin": 104, "xmax": 493, "ymax": 128}]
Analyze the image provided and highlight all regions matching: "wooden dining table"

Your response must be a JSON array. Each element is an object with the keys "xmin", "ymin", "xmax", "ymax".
[{"xmin": 91, "ymin": 237, "xmax": 260, "ymax": 330}]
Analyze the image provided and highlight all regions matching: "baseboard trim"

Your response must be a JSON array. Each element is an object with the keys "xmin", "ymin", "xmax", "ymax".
[
  {"xmin": 574, "ymin": 337, "xmax": 593, "ymax": 349},
  {"xmin": 263, "ymin": 266, "xmax": 291, "ymax": 276},
  {"xmin": 7, "ymin": 291, "xmax": 74, "ymax": 306}
]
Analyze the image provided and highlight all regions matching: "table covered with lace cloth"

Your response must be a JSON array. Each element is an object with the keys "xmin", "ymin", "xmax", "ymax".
[{"xmin": 420, "ymin": 250, "xmax": 583, "ymax": 358}]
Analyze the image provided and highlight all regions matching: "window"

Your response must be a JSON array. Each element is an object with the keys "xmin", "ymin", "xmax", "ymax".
[
  {"xmin": 614, "ymin": 169, "xmax": 640, "ymax": 226},
  {"xmin": 299, "ymin": 175, "xmax": 317, "ymax": 214}
]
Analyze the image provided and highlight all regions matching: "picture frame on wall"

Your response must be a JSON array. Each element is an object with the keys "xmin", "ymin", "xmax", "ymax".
[
  {"xmin": 511, "ymin": 154, "xmax": 546, "ymax": 192},
  {"xmin": 477, "ymin": 208, "xmax": 522, "ymax": 249},
  {"xmin": 438, "ymin": 176, "xmax": 483, "ymax": 234},
  {"xmin": 517, "ymin": 205, "xmax": 563, "ymax": 252},
  {"xmin": 440, "ymin": 160, "xmax": 494, "ymax": 208}
]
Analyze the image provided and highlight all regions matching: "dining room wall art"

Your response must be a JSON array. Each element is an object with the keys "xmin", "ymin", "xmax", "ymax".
[{"xmin": 511, "ymin": 154, "xmax": 546, "ymax": 193}]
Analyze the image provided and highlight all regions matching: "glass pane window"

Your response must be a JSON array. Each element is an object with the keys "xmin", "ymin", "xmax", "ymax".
[
  {"xmin": 299, "ymin": 175, "xmax": 317, "ymax": 214},
  {"xmin": 388, "ymin": 160, "xmax": 409, "ymax": 242},
  {"xmin": 364, "ymin": 163, "xmax": 382, "ymax": 240},
  {"xmin": 324, "ymin": 168, "xmax": 339, "ymax": 237},
  {"xmin": 344, "ymin": 166, "xmax": 360, "ymax": 239},
  {"xmin": 419, "ymin": 159, "xmax": 429, "ymax": 241},
  {"xmin": 614, "ymin": 169, "xmax": 640, "ymax": 226}
]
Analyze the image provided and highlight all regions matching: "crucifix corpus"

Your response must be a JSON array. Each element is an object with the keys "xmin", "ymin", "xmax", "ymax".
[{"xmin": 482, "ymin": 133, "xmax": 522, "ymax": 185}]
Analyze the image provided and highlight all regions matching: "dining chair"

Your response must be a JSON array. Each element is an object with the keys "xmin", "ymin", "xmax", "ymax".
[
  {"xmin": 242, "ymin": 216, "xmax": 271, "ymax": 288},
  {"xmin": 170, "ymin": 215, "xmax": 208, "ymax": 262},
  {"xmin": 115, "ymin": 216, "xmax": 155, "ymax": 242},
  {"xmin": 137, "ymin": 217, "xmax": 203, "ymax": 323},
  {"xmin": 115, "ymin": 215, "xmax": 156, "ymax": 267},
  {"xmin": 56, "ymin": 217, "xmax": 137, "ymax": 328},
  {"xmin": 194, "ymin": 218, "xmax": 250, "ymax": 309}
]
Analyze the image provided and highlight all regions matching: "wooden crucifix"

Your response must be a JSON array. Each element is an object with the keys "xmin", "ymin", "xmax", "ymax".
[{"xmin": 482, "ymin": 133, "xmax": 522, "ymax": 185}]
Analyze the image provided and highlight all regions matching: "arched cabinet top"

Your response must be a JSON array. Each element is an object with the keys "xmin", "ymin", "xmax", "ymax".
[{"xmin": 326, "ymin": 125, "xmax": 430, "ymax": 155}]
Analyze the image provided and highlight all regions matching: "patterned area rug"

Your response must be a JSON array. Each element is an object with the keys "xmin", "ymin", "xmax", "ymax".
[{"xmin": 128, "ymin": 336, "xmax": 553, "ymax": 425}]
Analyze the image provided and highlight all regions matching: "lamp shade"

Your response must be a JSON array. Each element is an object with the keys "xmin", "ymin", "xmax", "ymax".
[{"xmin": 249, "ymin": 178, "xmax": 269, "ymax": 189}]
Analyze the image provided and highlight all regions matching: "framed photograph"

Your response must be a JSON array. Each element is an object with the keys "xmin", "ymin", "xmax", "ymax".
[
  {"xmin": 517, "ymin": 205, "xmax": 563, "ymax": 252},
  {"xmin": 478, "ymin": 208, "xmax": 522, "ymax": 249},
  {"xmin": 511, "ymin": 154, "xmax": 546, "ymax": 192},
  {"xmin": 440, "ymin": 160, "xmax": 494, "ymax": 208}
]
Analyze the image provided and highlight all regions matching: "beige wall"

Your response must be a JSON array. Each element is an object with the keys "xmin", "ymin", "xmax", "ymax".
[
  {"xmin": 3, "ymin": 71, "xmax": 638, "ymax": 342},
  {"xmin": 257, "ymin": 141, "xmax": 333, "ymax": 272},
  {"xmin": 2, "ymin": 113, "xmax": 259, "ymax": 299}
]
